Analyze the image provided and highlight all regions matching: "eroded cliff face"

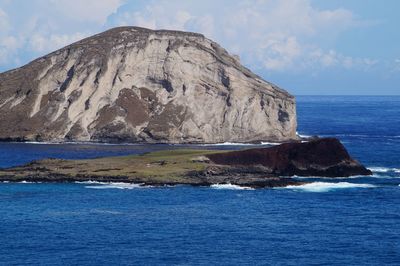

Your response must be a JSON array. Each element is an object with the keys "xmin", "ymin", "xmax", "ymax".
[{"xmin": 0, "ymin": 27, "xmax": 297, "ymax": 143}]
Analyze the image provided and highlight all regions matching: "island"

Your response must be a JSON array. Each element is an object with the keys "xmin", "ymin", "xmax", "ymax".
[
  {"xmin": 0, "ymin": 26, "xmax": 296, "ymax": 144},
  {"xmin": 0, "ymin": 138, "xmax": 372, "ymax": 188},
  {"xmin": 0, "ymin": 28, "xmax": 372, "ymax": 188}
]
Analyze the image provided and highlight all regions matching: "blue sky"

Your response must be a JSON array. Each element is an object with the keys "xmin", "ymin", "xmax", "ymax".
[{"xmin": 0, "ymin": 0, "xmax": 399, "ymax": 95}]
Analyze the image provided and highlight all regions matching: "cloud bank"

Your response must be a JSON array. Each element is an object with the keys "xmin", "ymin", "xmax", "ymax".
[{"xmin": 0, "ymin": 0, "xmax": 397, "ymax": 94}]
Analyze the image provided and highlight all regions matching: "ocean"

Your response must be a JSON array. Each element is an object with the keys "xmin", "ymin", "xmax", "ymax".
[{"xmin": 0, "ymin": 96, "xmax": 399, "ymax": 265}]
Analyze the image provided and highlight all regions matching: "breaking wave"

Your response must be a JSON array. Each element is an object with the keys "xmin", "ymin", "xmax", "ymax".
[
  {"xmin": 368, "ymin": 167, "xmax": 400, "ymax": 173},
  {"xmin": 200, "ymin": 142, "xmax": 279, "ymax": 146},
  {"xmin": 206, "ymin": 142, "xmax": 256, "ymax": 146},
  {"xmin": 260, "ymin": 142, "xmax": 281, "ymax": 146},
  {"xmin": 78, "ymin": 181, "xmax": 150, "ymax": 190},
  {"xmin": 283, "ymin": 182, "xmax": 375, "ymax": 192},
  {"xmin": 210, "ymin": 183, "xmax": 254, "ymax": 190},
  {"xmin": 296, "ymin": 132, "xmax": 311, "ymax": 138}
]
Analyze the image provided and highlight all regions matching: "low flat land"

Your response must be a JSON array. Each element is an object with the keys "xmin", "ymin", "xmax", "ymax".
[{"xmin": 0, "ymin": 149, "xmax": 303, "ymax": 188}]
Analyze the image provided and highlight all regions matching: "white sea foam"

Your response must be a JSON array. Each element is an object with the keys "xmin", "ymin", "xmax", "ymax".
[
  {"xmin": 75, "ymin": 180, "xmax": 110, "ymax": 185},
  {"xmin": 296, "ymin": 132, "xmax": 311, "ymax": 138},
  {"xmin": 22, "ymin": 141, "xmax": 59, "ymax": 145},
  {"xmin": 210, "ymin": 183, "xmax": 254, "ymax": 190},
  {"xmin": 283, "ymin": 182, "xmax": 375, "ymax": 192},
  {"xmin": 2, "ymin": 180, "xmax": 39, "ymax": 184},
  {"xmin": 202, "ymin": 142, "xmax": 258, "ymax": 146},
  {"xmin": 17, "ymin": 141, "xmax": 142, "ymax": 146},
  {"xmin": 260, "ymin": 142, "xmax": 281, "ymax": 146},
  {"xmin": 84, "ymin": 182, "xmax": 149, "ymax": 190},
  {"xmin": 199, "ymin": 141, "xmax": 281, "ymax": 146},
  {"xmin": 368, "ymin": 167, "xmax": 400, "ymax": 173},
  {"xmin": 292, "ymin": 175, "xmax": 363, "ymax": 179}
]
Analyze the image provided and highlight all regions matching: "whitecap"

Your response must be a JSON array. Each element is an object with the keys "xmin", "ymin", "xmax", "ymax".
[
  {"xmin": 260, "ymin": 142, "xmax": 281, "ymax": 145},
  {"xmin": 282, "ymin": 182, "xmax": 375, "ymax": 192},
  {"xmin": 1, "ymin": 181, "xmax": 10, "ymax": 183},
  {"xmin": 23, "ymin": 141, "xmax": 60, "ymax": 145},
  {"xmin": 210, "ymin": 183, "xmax": 254, "ymax": 190},
  {"xmin": 292, "ymin": 175, "xmax": 362, "ymax": 179},
  {"xmin": 90, "ymin": 209, "xmax": 123, "ymax": 215},
  {"xmin": 199, "ymin": 141, "xmax": 280, "ymax": 146},
  {"xmin": 75, "ymin": 180, "xmax": 110, "ymax": 185},
  {"xmin": 296, "ymin": 132, "xmax": 311, "ymax": 138},
  {"xmin": 368, "ymin": 167, "xmax": 400, "ymax": 173},
  {"xmin": 84, "ymin": 182, "xmax": 149, "ymax": 190},
  {"xmin": 203, "ymin": 142, "xmax": 257, "ymax": 146}
]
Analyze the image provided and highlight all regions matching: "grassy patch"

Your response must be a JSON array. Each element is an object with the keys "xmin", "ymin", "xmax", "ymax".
[{"xmin": 0, "ymin": 149, "xmax": 229, "ymax": 182}]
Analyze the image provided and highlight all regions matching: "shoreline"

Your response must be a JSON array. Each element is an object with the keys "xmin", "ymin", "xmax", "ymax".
[
  {"xmin": 0, "ymin": 178, "xmax": 307, "ymax": 189},
  {"xmin": 0, "ymin": 135, "xmax": 310, "ymax": 146}
]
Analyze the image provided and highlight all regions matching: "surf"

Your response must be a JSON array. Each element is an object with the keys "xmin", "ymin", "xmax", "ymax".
[{"xmin": 282, "ymin": 182, "xmax": 375, "ymax": 192}]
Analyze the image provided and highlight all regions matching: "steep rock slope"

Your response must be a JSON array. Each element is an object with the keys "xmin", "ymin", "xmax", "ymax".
[
  {"xmin": 207, "ymin": 138, "xmax": 372, "ymax": 177},
  {"xmin": 0, "ymin": 27, "xmax": 297, "ymax": 143}
]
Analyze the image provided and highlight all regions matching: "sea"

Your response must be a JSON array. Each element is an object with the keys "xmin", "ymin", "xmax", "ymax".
[{"xmin": 0, "ymin": 95, "xmax": 399, "ymax": 265}]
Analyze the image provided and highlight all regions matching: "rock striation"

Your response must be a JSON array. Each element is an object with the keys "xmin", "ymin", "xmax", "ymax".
[{"xmin": 0, "ymin": 27, "xmax": 296, "ymax": 143}]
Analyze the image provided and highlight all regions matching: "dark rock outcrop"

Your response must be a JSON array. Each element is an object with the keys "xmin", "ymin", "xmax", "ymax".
[{"xmin": 206, "ymin": 138, "xmax": 372, "ymax": 177}]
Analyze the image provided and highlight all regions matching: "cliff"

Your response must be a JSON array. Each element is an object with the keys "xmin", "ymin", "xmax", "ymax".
[
  {"xmin": 0, "ymin": 26, "xmax": 296, "ymax": 143},
  {"xmin": 206, "ymin": 138, "xmax": 372, "ymax": 177}
]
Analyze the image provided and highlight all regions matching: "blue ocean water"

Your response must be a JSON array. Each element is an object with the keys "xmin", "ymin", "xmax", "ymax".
[{"xmin": 0, "ymin": 96, "xmax": 399, "ymax": 265}]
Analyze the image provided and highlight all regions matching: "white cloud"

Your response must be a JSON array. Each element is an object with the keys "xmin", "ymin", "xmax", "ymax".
[
  {"xmin": 0, "ymin": 9, "xmax": 17, "ymax": 65},
  {"xmin": 0, "ymin": 0, "xmax": 125, "ymax": 67},
  {"xmin": 309, "ymin": 49, "xmax": 379, "ymax": 71},
  {"xmin": 0, "ymin": 36, "xmax": 20, "ymax": 65},
  {"xmin": 390, "ymin": 59, "xmax": 400, "ymax": 73},
  {"xmin": 261, "ymin": 36, "xmax": 302, "ymax": 71},
  {"xmin": 29, "ymin": 32, "xmax": 89, "ymax": 52},
  {"xmin": 0, "ymin": 0, "xmax": 380, "ymax": 74},
  {"xmin": 49, "ymin": 0, "xmax": 124, "ymax": 24},
  {"xmin": 0, "ymin": 8, "xmax": 8, "ymax": 32},
  {"xmin": 106, "ymin": 0, "xmax": 376, "ymax": 72},
  {"xmin": 114, "ymin": 5, "xmax": 193, "ymax": 31}
]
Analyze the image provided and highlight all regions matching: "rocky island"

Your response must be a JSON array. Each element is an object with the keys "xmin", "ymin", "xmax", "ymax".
[
  {"xmin": 0, "ymin": 27, "xmax": 372, "ymax": 188},
  {"xmin": 0, "ymin": 26, "xmax": 296, "ymax": 144},
  {"xmin": 0, "ymin": 138, "xmax": 372, "ymax": 188}
]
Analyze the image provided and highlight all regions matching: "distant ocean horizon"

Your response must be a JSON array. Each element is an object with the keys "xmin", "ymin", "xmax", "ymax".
[{"xmin": 0, "ymin": 95, "xmax": 399, "ymax": 265}]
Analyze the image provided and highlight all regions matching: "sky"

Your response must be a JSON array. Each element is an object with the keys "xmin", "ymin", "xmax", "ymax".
[{"xmin": 0, "ymin": 0, "xmax": 399, "ymax": 95}]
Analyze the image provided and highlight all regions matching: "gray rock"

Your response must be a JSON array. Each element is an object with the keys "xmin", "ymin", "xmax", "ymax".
[{"xmin": 0, "ymin": 26, "xmax": 297, "ymax": 143}]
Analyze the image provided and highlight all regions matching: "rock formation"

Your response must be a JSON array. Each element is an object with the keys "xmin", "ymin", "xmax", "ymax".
[
  {"xmin": 0, "ymin": 26, "xmax": 296, "ymax": 143},
  {"xmin": 206, "ymin": 138, "xmax": 372, "ymax": 177}
]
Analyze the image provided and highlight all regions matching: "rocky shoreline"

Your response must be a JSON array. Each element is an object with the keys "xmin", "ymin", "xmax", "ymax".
[{"xmin": 0, "ymin": 138, "xmax": 371, "ymax": 188}]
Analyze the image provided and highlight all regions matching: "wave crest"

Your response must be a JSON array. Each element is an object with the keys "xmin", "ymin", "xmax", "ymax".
[
  {"xmin": 210, "ymin": 183, "xmax": 254, "ymax": 190},
  {"xmin": 368, "ymin": 167, "xmax": 400, "ymax": 173},
  {"xmin": 78, "ymin": 181, "xmax": 150, "ymax": 190},
  {"xmin": 283, "ymin": 182, "xmax": 375, "ymax": 192}
]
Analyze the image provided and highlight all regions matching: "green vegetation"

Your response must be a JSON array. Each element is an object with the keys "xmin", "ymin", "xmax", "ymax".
[{"xmin": 0, "ymin": 149, "xmax": 229, "ymax": 183}]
